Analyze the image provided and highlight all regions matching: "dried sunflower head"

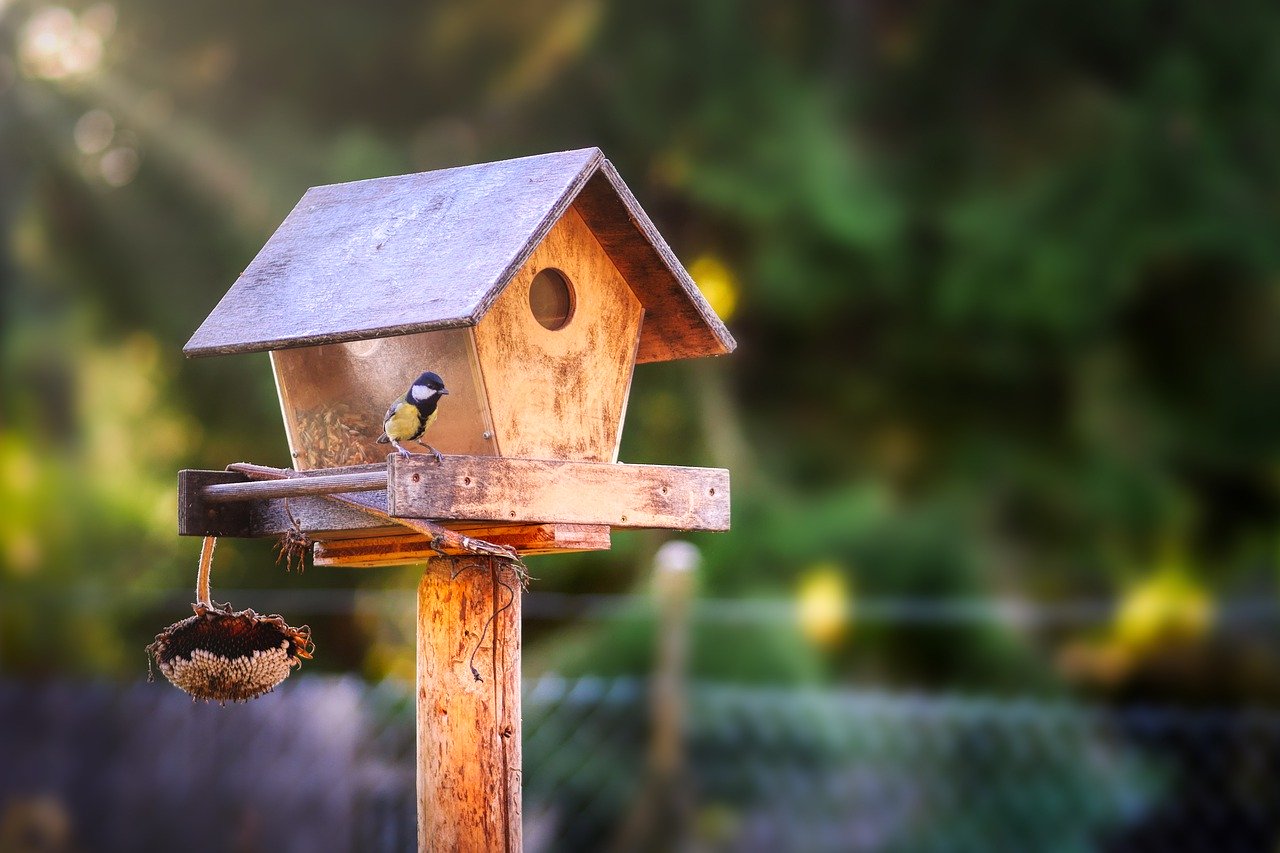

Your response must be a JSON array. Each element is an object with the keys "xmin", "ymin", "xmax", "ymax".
[{"xmin": 147, "ymin": 601, "xmax": 313, "ymax": 703}]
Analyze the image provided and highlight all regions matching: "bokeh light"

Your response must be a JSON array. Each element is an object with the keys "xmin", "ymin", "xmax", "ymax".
[
  {"xmin": 688, "ymin": 254, "xmax": 740, "ymax": 322},
  {"xmin": 796, "ymin": 563, "xmax": 850, "ymax": 648},
  {"xmin": 73, "ymin": 109, "xmax": 115, "ymax": 154},
  {"xmin": 1113, "ymin": 568, "xmax": 1214, "ymax": 653},
  {"xmin": 99, "ymin": 145, "xmax": 140, "ymax": 187},
  {"xmin": 18, "ymin": 6, "xmax": 108, "ymax": 81}
]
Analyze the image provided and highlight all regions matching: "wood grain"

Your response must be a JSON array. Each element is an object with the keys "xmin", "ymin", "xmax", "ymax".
[
  {"xmin": 201, "ymin": 470, "xmax": 387, "ymax": 502},
  {"xmin": 312, "ymin": 524, "xmax": 611, "ymax": 567},
  {"xmin": 388, "ymin": 455, "xmax": 730, "ymax": 530},
  {"xmin": 178, "ymin": 470, "xmax": 251, "ymax": 537},
  {"xmin": 178, "ymin": 466, "xmax": 395, "ymax": 538},
  {"xmin": 417, "ymin": 559, "xmax": 522, "ymax": 853},
  {"xmin": 181, "ymin": 454, "xmax": 730, "ymax": 538},
  {"xmin": 472, "ymin": 205, "xmax": 642, "ymax": 462}
]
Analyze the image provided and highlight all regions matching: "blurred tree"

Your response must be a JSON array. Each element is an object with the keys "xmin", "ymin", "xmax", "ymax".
[{"xmin": 2, "ymin": 0, "xmax": 1280, "ymax": 701}]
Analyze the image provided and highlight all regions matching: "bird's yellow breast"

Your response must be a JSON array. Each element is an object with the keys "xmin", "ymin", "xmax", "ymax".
[{"xmin": 384, "ymin": 401, "xmax": 425, "ymax": 441}]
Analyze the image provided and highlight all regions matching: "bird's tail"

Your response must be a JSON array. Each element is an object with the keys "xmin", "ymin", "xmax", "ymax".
[{"xmin": 376, "ymin": 433, "xmax": 390, "ymax": 444}]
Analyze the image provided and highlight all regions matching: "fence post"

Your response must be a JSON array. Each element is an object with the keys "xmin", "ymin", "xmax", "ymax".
[
  {"xmin": 416, "ymin": 557, "xmax": 522, "ymax": 852},
  {"xmin": 614, "ymin": 540, "xmax": 700, "ymax": 851}
]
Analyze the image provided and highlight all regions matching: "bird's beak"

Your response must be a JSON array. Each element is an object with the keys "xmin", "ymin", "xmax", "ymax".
[{"xmin": 441, "ymin": 388, "xmax": 450, "ymax": 395}]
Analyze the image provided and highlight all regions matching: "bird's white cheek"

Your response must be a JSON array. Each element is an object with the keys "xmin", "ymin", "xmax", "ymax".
[{"xmin": 410, "ymin": 385, "xmax": 435, "ymax": 402}]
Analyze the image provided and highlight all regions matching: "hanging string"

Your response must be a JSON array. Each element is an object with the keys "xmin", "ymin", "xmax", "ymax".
[{"xmin": 466, "ymin": 557, "xmax": 517, "ymax": 683}]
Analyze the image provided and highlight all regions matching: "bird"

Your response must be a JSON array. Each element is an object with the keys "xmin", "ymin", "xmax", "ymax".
[{"xmin": 377, "ymin": 371, "xmax": 449, "ymax": 462}]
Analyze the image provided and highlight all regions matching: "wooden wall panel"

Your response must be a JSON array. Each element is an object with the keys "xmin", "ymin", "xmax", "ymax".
[{"xmin": 471, "ymin": 205, "xmax": 643, "ymax": 462}]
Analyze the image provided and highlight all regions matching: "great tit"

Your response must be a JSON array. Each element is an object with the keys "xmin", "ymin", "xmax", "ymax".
[{"xmin": 377, "ymin": 371, "xmax": 449, "ymax": 462}]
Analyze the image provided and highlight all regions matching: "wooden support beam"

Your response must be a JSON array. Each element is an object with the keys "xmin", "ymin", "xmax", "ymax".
[
  {"xmin": 389, "ymin": 455, "xmax": 730, "ymax": 531},
  {"xmin": 418, "ymin": 558, "xmax": 522, "ymax": 852},
  {"xmin": 179, "ymin": 470, "xmax": 252, "ymax": 538},
  {"xmin": 201, "ymin": 470, "xmax": 387, "ymax": 503},
  {"xmin": 179, "ymin": 454, "xmax": 730, "ymax": 540},
  {"xmin": 313, "ymin": 523, "xmax": 611, "ymax": 567},
  {"xmin": 178, "ymin": 469, "xmax": 395, "ymax": 538}
]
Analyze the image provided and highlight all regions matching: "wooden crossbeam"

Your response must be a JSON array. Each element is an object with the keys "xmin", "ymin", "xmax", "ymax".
[
  {"xmin": 388, "ymin": 455, "xmax": 730, "ymax": 531},
  {"xmin": 180, "ymin": 455, "xmax": 730, "ymax": 540}
]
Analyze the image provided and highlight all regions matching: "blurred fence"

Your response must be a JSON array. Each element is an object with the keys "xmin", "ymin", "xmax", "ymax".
[{"xmin": 5, "ymin": 675, "xmax": 1280, "ymax": 852}]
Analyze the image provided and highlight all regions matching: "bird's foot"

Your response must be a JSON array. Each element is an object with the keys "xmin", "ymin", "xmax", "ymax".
[{"xmin": 416, "ymin": 440, "xmax": 444, "ymax": 465}]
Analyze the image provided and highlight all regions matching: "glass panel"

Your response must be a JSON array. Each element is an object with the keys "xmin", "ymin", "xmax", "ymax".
[{"xmin": 271, "ymin": 328, "xmax": 496, "ymax": 470}]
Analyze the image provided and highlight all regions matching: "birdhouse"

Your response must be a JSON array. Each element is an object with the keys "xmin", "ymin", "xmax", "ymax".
[
  {"xmin": 185, "ymin": 147, "xmax": 732, "ymax": 467},
  {"xmin": 179, "ymin": 148, "xmax": 734, "ymax": 563},
  {"xmin": 171, "ymin": 148, "xmax": 736, "ymax": 852}
]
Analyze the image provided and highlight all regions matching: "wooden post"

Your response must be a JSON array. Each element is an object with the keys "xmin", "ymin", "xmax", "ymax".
[
  {"xmin": 613, "ymin": 541, "xmax": 699, "ymax": 851},
  {"xmin": 417, "ymin": 557, "xmax": 522, "ymax": 852}
]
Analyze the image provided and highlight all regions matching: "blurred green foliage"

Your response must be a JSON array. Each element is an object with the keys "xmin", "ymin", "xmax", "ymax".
[{"xmin": 4, "ymin": 0, "xmax": 1280, "ymax": 700}]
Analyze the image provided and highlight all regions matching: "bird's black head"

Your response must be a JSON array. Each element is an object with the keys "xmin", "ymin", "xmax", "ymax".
[{"xmin": 409, "ymin": 371, "xmax": 449, "ymax": 402}]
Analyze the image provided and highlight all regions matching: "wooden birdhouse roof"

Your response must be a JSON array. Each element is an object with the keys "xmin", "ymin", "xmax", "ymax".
[{"xmin": 184, "ymin": 147, "xmax": 736, "ymax": 363}]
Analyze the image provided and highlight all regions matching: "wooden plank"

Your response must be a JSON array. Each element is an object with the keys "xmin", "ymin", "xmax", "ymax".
[
  {"xmin": 183, "ymin": 455, "xmax": 730, "ymax": 537},
  {"xmin": 179, "ymin": 465, "xmax": 398, "ymax": 538},
  {"xmin": 388, "ymin": 455, "xmax": 730, "ymax": 530},
  {"xmin": 313, "ymin": 523, "xmax": 611, "ymax": 567},
  {"xmin": 417, "ymin": 559, "xmax": 522, "ymax": 852},
  {"xmin": 178, "ymin": 470, "xmax": 250, "ymax": 537}
]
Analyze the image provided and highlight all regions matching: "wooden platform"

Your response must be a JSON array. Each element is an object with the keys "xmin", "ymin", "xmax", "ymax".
[{"xmin": 178, "ymin": 455, "xmax": 729, "ymax": 565}]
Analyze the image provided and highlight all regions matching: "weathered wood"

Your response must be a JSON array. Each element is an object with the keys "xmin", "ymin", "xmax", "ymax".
[
  {"xmin": 183, "ymin": 455, "xmax": 729, "ymax": 537},
  {"xmin": 183, "ymin": 148, "xmax": 735, "ymax": 365},
  {"xmin": 472, "ymin": 205, "xmax": 643, "ymax": 462},
  {"xmin": 201, "ymin": 470, "xmax": 387, "ymax": 502},
  {"xmin": 185, "ymin": 148, "xmax": 600, "ymax": 357},
  {"xmin": 179, "ymin": 465, "xmax": 396, "ymax": 538},
  {"xmin": 417, "ymin": 558, "xmax": 522, "ymax": 853},
  {"xmin": 313, "ymin": 524, "xmax": 611, "ymax": 567},
  {"xmin": 388, "ymin": 455, "xmax": 731, "ymax": 530},
  {"xmin": 178, "ymin": 470, "xmax": 251, "ymax": 537},
  {"xmin": 222, "ymin": 462, "xmax": 528, "ymax": 564},
  {"xmin": 180, "ymin": 487, "xmax": 400, "ymax": 539}
]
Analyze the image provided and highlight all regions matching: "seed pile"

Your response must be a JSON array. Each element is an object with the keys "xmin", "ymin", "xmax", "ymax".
[{"xmin": 294, "ymin": 404, "xmax": 380, "ymax": 468}]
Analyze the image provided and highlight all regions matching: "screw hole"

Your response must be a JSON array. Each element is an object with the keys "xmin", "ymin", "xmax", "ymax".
[
  {"xmin": 709, "ymin": 487, "xmax": 716, "ymax": 496},
  {"xmin": 661, "ymin": 486, "xmax": 668, "ymax": 494},
  {"xmin": 463, "ymin": 476, "xmax": 472, "ymax": 485},
  {"xmin": 509, "ymin": 511, "xmax": 516, "ymax": 518},
  {"xmin": 412, "ymin": 473, "xmax": 420, "ymax": 483}
]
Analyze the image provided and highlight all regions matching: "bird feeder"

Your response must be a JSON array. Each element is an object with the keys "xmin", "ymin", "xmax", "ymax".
[{"xmin": 175, "ymin": 147, "xmax": 734, "ymax": 851}]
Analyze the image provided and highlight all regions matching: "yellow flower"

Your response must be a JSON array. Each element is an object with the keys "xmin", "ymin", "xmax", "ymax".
[
  {"xmin": 1113, "ymin": 569, "xmax": 1213, "ymax": 651},
  {"xmin": 797, "ymin": 563, "xmax": 851, "ymax": 647}
]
